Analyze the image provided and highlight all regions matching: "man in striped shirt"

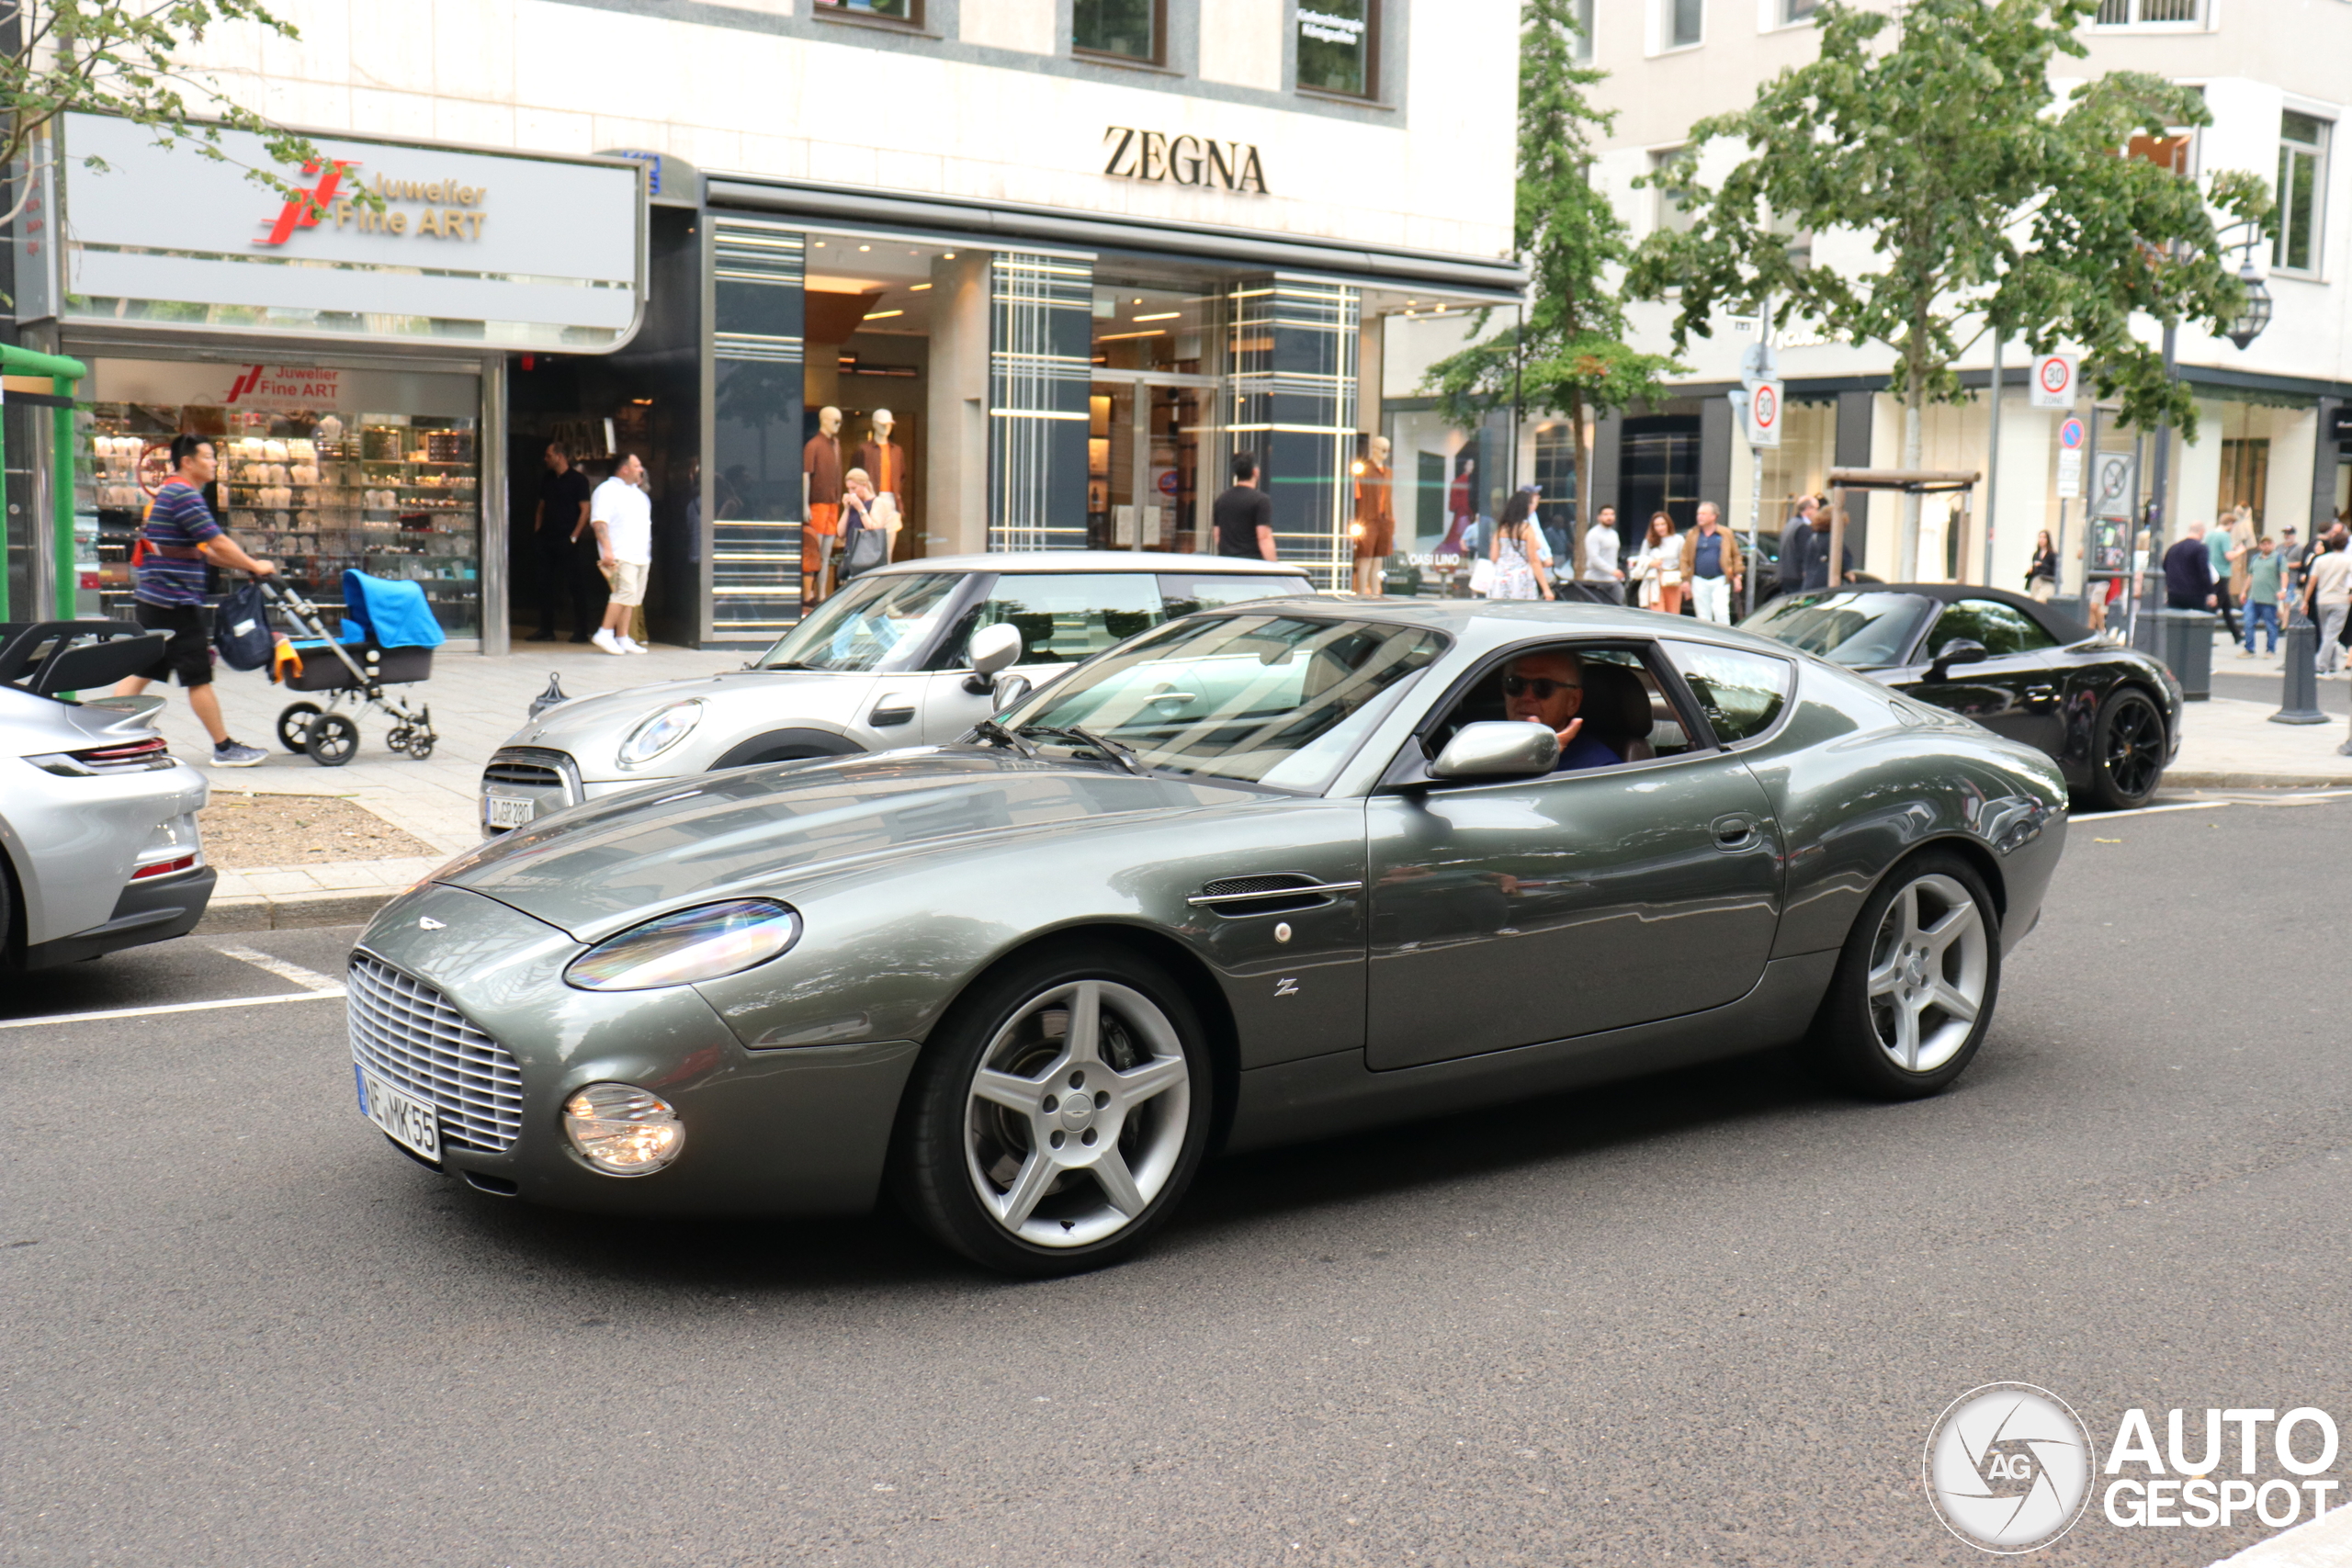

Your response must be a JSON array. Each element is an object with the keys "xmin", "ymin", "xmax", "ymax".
[{"xmin": 111, "ymin": 434, "xmax": 277, "ymax": 766}]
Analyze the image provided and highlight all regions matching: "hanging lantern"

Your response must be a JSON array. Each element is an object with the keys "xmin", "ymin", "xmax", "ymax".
[{"xmin": 2225, "ymin": 262, "xmax": 2272, "ymax": 350}]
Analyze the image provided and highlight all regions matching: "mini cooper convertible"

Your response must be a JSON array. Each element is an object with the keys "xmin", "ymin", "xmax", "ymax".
[{"xmin": 349, "ymin": 599, "xmax": 2068, "ymax": 1274}]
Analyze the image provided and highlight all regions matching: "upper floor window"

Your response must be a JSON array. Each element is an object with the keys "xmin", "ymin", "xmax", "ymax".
[
  {"xmin": 1781, "ymin": 0, "xmax": 1819, "ymax": 23},
  {"xmin": 1664, "ymin": 0, "xmax": 1704, "ymax": 50},
  {"xmin": 1074, "ymin": 0, "xmax": 1163, "ymax": 64},
  {"xmin": 1651, "ymin": 149, "xmax": 1699, "ymax": 234},
  {"xmin": 1298, "ymin": 2, "xmax": 1378, "ymax": 99},
  {"xmin": 1570, "ymin": 0, "xmax": 1595, "ymax": 61},
  {"xmin": 2093, "ymin": 0, "xmax": 2201, "ymax": 22},
  {"xmin": 815, "ymin": 0, "xmax": 922, "ymax": 22},
  {"xmin": 2275, "ymin": 112, "xmax": 2332, "ymax": 276}
]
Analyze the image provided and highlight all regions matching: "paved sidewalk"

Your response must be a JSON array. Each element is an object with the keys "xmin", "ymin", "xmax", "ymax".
[{"xmin": 156, "ymin": 640, "xmax": 746, "ymax": 926}]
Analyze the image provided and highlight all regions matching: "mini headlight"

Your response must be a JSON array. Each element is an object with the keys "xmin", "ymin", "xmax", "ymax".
[
  {"xmin": 562, "ymin": 1083, "xmax": 684, "ymax": 1175},
  {"xmin": 617, "ymin": 699, "xmax": 703, "ymax": 767},
  {"xmin": 564, "ymin": 898, "xmax": 801, "ymax": 991}
]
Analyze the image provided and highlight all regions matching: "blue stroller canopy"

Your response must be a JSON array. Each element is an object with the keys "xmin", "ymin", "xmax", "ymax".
[{"xmin": 337, "ymin": 570, "xmax": 447, "ymax": 650}]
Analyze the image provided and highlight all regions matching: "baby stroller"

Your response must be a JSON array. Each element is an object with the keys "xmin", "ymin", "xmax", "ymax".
[{"xmin": 263, "ymin": 570, "xmax": 444, "ymax": 766}]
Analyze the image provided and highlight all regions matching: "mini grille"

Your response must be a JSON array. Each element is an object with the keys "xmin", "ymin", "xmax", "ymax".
[
  {"xmin": 348, "ymin": 953, "xmax": 524, "ymax": 1153},
  {"xmin": 482, "ymin": 760, "xmax": 563, "ymax": 789},
  {"xmin": 1194, "ymin": 873, "xmax": 1333, "ymax": 918},
  {"xmin": 1201, "ymin": 874, "xmax": 1317, "ymax": 898}
]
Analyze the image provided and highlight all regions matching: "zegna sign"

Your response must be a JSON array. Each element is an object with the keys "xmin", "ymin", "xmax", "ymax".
[{"xmin": 1102, "ymin": 127, "xmax": 1269, "ymax": 194}]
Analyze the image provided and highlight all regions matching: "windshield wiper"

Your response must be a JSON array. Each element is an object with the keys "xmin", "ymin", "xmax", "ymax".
[
  {"xmin": 1019, "ymin": 723, "xmax": 1148, "ymax": 776},
  {"xmin": 759, "ymin": 660, "xmax": 825, "ymax": 671},
  {"xmin": 970, "ymin": 717, "xmax": 1037, "ymax": 758}
]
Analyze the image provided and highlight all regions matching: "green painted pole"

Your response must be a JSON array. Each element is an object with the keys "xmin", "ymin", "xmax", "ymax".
[
  {"xmin": 0, "ymin": 401, "xmax": 9, "ymax": 622},
  {"xmin": 0, "ymin": 344, "xmax": 91, "ymax": 625}
]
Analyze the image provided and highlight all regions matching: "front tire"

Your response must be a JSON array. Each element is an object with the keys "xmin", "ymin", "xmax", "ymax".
[
  {"xmin": 2087, "ymin": 687, "xmax": 2165, "ymax": 810},
  {"xmin": 1810, "ymin": 852, "xmax": 2000, "ymax": 1100},
  {"xmin": 892, "ymin": 942, "xmax": 1213, "ymax": 1276}
]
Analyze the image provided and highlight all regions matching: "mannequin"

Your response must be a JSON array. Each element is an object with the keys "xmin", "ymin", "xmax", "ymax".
[
  {"xmin": 857, "ymin": 407, "xmax": 910, "ymax": 525},
  {"xmin": 1350, "ymin": 435, "xmax": 1396, "ymax": 596},
  {"xmin": 801, "ymin": 405, "xmax": 842, "ymax": 604}
]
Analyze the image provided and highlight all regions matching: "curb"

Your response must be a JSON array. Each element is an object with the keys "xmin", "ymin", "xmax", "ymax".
[
  {"xmin": 2165, "ymin": 771, "xmax": 2352, "ymax": 790},
  {"xmin": 195, "ymin": 889, "xmax": 395, "ymax": 933}
]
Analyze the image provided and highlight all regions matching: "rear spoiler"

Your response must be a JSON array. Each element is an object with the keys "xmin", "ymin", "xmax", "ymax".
[{"xmin": 0, "ymin": 620, "xmax": 167, "ymax": 698}]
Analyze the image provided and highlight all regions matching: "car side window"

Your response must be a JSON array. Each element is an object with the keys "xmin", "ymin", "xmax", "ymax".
[
  {"xmin": 1425, "ymin": 643, "xmax": 1702, "ymax": 773},
  {"xmin": 1663, "ymin": 641, "xmax": 1792, "ymax": 744},
  {"xmin": 1931, "ymin": 599, "xmax": 2057, "ymax": 659},
  {"xmin": 925, "ymin": 573, "xmax": 1166, "ymax": 669},
  {"xmin": 1159, "ymin": 572, "xmax": 1306, "ymax": 618}
]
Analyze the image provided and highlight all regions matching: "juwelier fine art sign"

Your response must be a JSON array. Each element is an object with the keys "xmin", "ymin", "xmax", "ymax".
[{"xmin": 47, "ymin": 113, "xmax": 644, "ymax": 348}]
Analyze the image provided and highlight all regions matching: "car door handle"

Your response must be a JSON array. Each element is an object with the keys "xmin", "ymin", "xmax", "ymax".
[
  {"xmin": 1712, "ymin": 813, "xmax": 1758, "ymax": 850},
  {"xmin": 868, "ymin": 699, "xmax": 916, "ymax": 727}
]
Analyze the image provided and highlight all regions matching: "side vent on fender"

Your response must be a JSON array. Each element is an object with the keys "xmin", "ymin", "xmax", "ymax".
[{"xmin": 1187, "ymin": 872, "xmax": 1364, "ymax": 919}]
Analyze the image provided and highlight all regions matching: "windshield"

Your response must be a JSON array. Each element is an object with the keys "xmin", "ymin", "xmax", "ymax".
[
  {"xmin": 997, "ymin": 613, "xmax": 1447, "ymax": 793},
  {"xmin": 1742, "ymin": 591, "xmax": 1934, "ymax": 669},
  {"xmin": 752, "ymin": 572, "xmax": 962, "ymax": 673}
]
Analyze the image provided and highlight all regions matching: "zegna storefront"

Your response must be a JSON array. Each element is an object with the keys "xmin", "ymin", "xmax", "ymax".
[{"xmin": 10, "ymin": 113, "xmax": 644, "ymax": 650}]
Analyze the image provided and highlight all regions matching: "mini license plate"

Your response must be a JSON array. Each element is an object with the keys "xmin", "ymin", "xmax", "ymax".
[
  {"xmin": 483, "ymin": 794, "xmax": 536, "ymax": 830},
  {"xmin": 356, "ymin": 1064, "xmax": 441, "ymax": 1163}
]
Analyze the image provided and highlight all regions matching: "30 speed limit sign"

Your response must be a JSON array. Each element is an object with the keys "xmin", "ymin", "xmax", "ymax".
[
  {"xmin": 1745, "ymin": 378, "xmax": 1782, "ymax": 448},
  {"xmin": 2030, "ymin": 353, "xmax": 2079, "ymax": 409}
]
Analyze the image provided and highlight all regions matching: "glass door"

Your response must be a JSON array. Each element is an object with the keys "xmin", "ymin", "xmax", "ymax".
[{"xmin": 1088, "ymin": 376, "xmax": 1213, "ymax": 552}]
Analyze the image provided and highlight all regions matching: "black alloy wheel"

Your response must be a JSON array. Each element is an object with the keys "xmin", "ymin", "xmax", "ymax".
[
  {"xmin": 2089, "ymin": 688, "xmax": 2165, "ymax": 811},
  {"xmin": 305, "ymin": 712, "xmax": 360, "ymax": 767},
  {"xmin": 276, "ymin": 702, "xmax": 322, "ymax": 754}
]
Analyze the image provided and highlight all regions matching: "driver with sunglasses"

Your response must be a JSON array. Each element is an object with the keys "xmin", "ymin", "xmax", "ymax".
[{"xmin": 1502, "ymin": 649, "xmax": 1621, "ymax": 772}]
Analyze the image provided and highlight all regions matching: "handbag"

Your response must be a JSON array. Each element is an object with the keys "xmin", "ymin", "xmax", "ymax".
[
  {"xmin": 839, "ymin": 505, "xmax": 888, "ymax": 576},
  {"xmin": 1468, "ymin": 555, "xmax": 1497, "ymax": 595},
  {"xmin": 210, "ymin": 581, "xmax": 276, "ymax": 672}
]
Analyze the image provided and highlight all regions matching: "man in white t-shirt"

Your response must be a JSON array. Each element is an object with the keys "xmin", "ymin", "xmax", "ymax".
[{"xmin": 590, "ymin": 454, "xmax": 652, "ymax": 654}]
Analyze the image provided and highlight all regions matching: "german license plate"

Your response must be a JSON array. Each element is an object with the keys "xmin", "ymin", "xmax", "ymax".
[
  {"xmin": 356, "ymin": 1064, "xmax": 441, "ymax": 1163},
  {"xmin": 483, "ymin": 794, "xmax": 536, "ymax": 830}
]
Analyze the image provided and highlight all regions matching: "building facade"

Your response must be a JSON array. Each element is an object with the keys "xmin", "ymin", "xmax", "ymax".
[
  {"xmin": 1479, "ymin": 0, "xmax": 2348, "ymax": 600},
  {"xmin": 2, "ymin": 0, "xmax": 1520, "ymax": 649}
]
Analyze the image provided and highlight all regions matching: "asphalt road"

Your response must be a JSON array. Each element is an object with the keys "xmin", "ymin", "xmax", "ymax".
[{"xmin": 6, "ymin": 795, "xmax": 2351, "ymax": 1566}]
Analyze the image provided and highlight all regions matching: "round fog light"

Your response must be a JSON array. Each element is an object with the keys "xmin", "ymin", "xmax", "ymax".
[{"xmin": 562, "ymin": 1083, "xmax": 685, "ymax": 1175}]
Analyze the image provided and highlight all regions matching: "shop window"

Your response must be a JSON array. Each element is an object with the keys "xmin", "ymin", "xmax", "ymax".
[
  {"xmin": 2219, "ymin": 437, "xmax": 2270, "ymax": 525},
  {"xmin": 1297, "ymin": 1, "xmax": 1377, "ymax": 99},
  {"xmin": 813, "ymin": 0, "xmax": 922, "ymax": 25},
  {"xmin": 2274, "ymin": 112, "xmax": 2330, "ymax": 277},
  {"xmin": 1074, "ymin": 0, "xmax": 1162, "ymax": 63},
  {"xmin": 1532, "ymin": 422, "xmax": 1578, "ymax": 549}
]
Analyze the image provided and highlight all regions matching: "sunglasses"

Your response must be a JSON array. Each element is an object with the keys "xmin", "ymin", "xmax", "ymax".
[{"xmin": 1502, "ymin": 675, "xmax": 1579, "ymax": 699}]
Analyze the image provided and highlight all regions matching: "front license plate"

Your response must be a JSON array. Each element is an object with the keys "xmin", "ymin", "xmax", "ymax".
[
  {"xmin": 483, "ymin": 794, "xmax": 536, "ymax": 830},
  {"xmin": 356, "ymin": 1064, "xmax": 441, "ymax": 1163}
]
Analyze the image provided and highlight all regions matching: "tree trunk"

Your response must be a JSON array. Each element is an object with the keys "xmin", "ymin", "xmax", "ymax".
[
  {"xmin": 1898, "ymin": 358, "xmax": 1926, "ymax": 582},
  {"xmin": 1569, "ymin": 393, "xmax": 1590, "ymax": 578}
]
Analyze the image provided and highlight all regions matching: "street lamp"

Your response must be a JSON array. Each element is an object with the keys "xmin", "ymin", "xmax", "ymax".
[{"xmin": 2224, "ymin": 259, "xmax": 2272, "ymax": 350}]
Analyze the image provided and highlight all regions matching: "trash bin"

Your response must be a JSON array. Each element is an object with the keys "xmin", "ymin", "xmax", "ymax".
[
  {"xmin": 2154, "ymin": 608, "xmax": 2216, "ymax": 701},
  {"xmin": 2045, "ymin": 593, "xmax": 2088, "ymax": 632}
]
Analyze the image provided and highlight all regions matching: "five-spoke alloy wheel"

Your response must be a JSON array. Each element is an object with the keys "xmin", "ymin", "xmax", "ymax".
[
  {"xmin": 1813, "ymin": 852, "xmax": 2001, "ymax": 1099},
  {"xmin": 895, "ymin": 942, "xmax": 1212, "ymax": 1274}
]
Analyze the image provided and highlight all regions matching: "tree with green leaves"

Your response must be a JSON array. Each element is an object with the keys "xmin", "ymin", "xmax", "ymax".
[
  {"xmin": 1421, "ymin": 0, "xmax": 1681, "ymax": 566},
  {"xmin": 1627, "ymin": 0, "xmax": 2270, "ymax": 579},
  {"xmin": 1, "ymin": 0, "xmax": 356, "ymax": 228}
]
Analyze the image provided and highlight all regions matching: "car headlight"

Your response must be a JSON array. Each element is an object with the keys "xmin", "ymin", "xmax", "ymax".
[
  {"xmin": 616, "ymin": 699, "xmax": 703, "ymax": 767},
  {"xmin": 563, "ymin": 898, "xmax": 802, "ymax": 991},
  {"xmin": 562, "ymin": 1083, "xmax": 684, "ymax": 1175}
]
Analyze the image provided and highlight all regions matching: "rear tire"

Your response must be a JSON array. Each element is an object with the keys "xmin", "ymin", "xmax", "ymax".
[
  {"xmin": 891, "ymin": 941, "xmax": 1213, "ymax": 1276},
  {"xmin": 277, "ymin": 702, "xmax": 322, "ymax": 754},
  {"xmin": 1810, "ymin": 851, "xmax": 2000, "ymax": 1100},
  {"xmin": 2087, "ymin": 687, "xmax": 2165, "ymax": 811}
]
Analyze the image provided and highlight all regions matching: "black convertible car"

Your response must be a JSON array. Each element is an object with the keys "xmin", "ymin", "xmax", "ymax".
[{"xmin": 1743, "ymin": 584, "xmax": 2182, "ymax": 810}]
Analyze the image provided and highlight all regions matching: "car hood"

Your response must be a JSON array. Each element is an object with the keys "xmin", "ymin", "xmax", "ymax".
[
  {"xmin": 432, "ymin": 748, "xmax": 1260, "ymax": 940},
  {"xmin": 502, "ymin": 669, "xmax": 875, "ymax": 756}
]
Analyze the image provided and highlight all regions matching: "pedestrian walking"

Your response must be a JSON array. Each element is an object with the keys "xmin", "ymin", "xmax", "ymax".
[
  {"xmin": 1486, "ymin": 489, "xmax": 1553, "ymax": 601},
  {"xmin": 2278, "ymin": 527, "xmax": 2306, "ymax": 609},
  {"xmin": 1213, "ymin": 452, "xmax": 1275, "ymax": 561},
  {"xmin": 1632, "ymin": 513, "xmax": 1683, "ymax": 614},
  {"xmin": 528, "ymin": 441, "xmax": 596, "ymax": 642},
  {"xmin": 108, "ymin": 435, "xmax": 277, "ymax": 765},
  {"xmin": 2164, "ymin": 521, "xmax": 2218, "ymax": 611},
  {"xmin": 2242, "ymin": 536, "xmax": 2282, "ymax": 656},
  {"xmin": 590, "ymin": 453, "xmax": 652, "ymax": 655},
  {"xmin": 1774, "ymin": 496, "xmax": 1820, "ymax": 598},
  {"xmin": 1580, "ymin": 504, "xmax": 1624, "ymax": 604},
  {"xmin": 2205, "ymin": 516, "xmax": 2241, "ymax": 640},
  {"xmin": 2228, "ymin": 506, "xmax": 2256, "ymax": 610},
  {"xmin": 1787, "ymin": 503, "xmax": 1854, "ymax": 592},
  {"xmin": 2026, "ymin": 529, "xmax": 2060, "ymax": 602},
  {"xmin": 1680, "ymin": 502, "xmax": 1742, "ymax": 623},
  {"xmin": 2304, "ymin": 534, "xmax": 2352, "ymax": 675}
]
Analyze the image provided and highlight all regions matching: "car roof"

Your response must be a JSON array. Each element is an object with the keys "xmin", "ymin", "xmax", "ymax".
[
  {"xmin": 1831, "ymin": 581, "xmax": 2094, "ymax": 646},
  {"xmin": 869, "ymin": 551, "xmax": 1313, "ymax": 577}
]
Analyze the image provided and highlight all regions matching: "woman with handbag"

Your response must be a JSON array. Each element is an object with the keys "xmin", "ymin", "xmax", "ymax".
[
  {"xmin": 835, "ymin": 468, "xmax": 890, "ymax": 583},
  {"xmin": 1486, "ymin": 488, "xmax": 1553, "ymax": 602},
  {"xmin": 1634, "ymin": 513, "xmax": 1683, "ymax": 614},
  {"xmin": 2026, "ymin": 530, "xmax": 2060, "ymax": 602}
]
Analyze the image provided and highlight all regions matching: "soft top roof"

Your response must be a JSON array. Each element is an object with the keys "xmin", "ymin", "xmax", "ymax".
[{"xmin": 1864, "ymin": 581, "xmax": 2093, "ymax": 646}]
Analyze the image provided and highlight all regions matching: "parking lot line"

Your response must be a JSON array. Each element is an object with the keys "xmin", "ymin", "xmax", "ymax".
[
  {"xmin": 209, "ymin": 942, "xmax": 345, "ymax": 994},
  {"xmin": 0, "ymin": 989, "xmax": 346, "ymax": 1032}
]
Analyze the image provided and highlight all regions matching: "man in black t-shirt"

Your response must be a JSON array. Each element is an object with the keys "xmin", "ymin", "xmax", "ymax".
[
  {"xmin": 1213, "ymin": 452, "xmax": 1274, "ymax": 560},
  {"xmin": 531, "ymin": 441, "xmax": 598, "ymax": 642}
]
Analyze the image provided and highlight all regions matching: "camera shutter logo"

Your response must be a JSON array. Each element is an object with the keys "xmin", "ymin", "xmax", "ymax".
[{"xmin": 1924, "ymin": 1382, "xmax": 2095, "ymax": 1553}]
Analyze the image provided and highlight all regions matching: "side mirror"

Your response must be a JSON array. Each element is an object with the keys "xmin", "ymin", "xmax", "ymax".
[
  {"xmin": 1430, "ymin": 721, "xmax": 1559, "ymax": 781},
  {"xmin": 1928, "ymin": 637, "xmax": 1989, "ymax": 680},
  {"xmin": 964, "ymin": 623, "xmax": 1023, "ymax": 694},
  {"xmin": 989, "ymin": 672, "xmax": 1032, "ymax": 712}
]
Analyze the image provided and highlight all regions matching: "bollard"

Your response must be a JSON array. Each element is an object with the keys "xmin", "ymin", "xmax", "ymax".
[{"xmin": 2271, "ymin": 613, "xmax": 2328, "ymax": 725}]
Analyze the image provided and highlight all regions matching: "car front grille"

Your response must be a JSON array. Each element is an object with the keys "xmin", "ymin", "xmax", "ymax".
[
  {"xmin": 482, "ymin": 759, "xmax": 563, "ymax": 789},
  {"xmin": 348, "ymin": 953, "xmax": 524, "ymax": 1153}
]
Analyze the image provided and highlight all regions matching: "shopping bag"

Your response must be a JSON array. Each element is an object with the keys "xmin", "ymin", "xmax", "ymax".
[{"xmin": 211, "ymin": 581, "xmax": 276, "ymax": 671}]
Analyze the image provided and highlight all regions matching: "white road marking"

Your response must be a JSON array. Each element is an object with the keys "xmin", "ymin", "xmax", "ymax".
[
  {"xmin": 210, "ymin": 942, "xmax": 344, "ymax": 994},
  {"xmin": 0, "ymin": 989, "xmax": 345, "ymax": 1032},
  {"xmin": 2093, "ymin": 800, "xmax": 2233, "ymax": 820}
]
